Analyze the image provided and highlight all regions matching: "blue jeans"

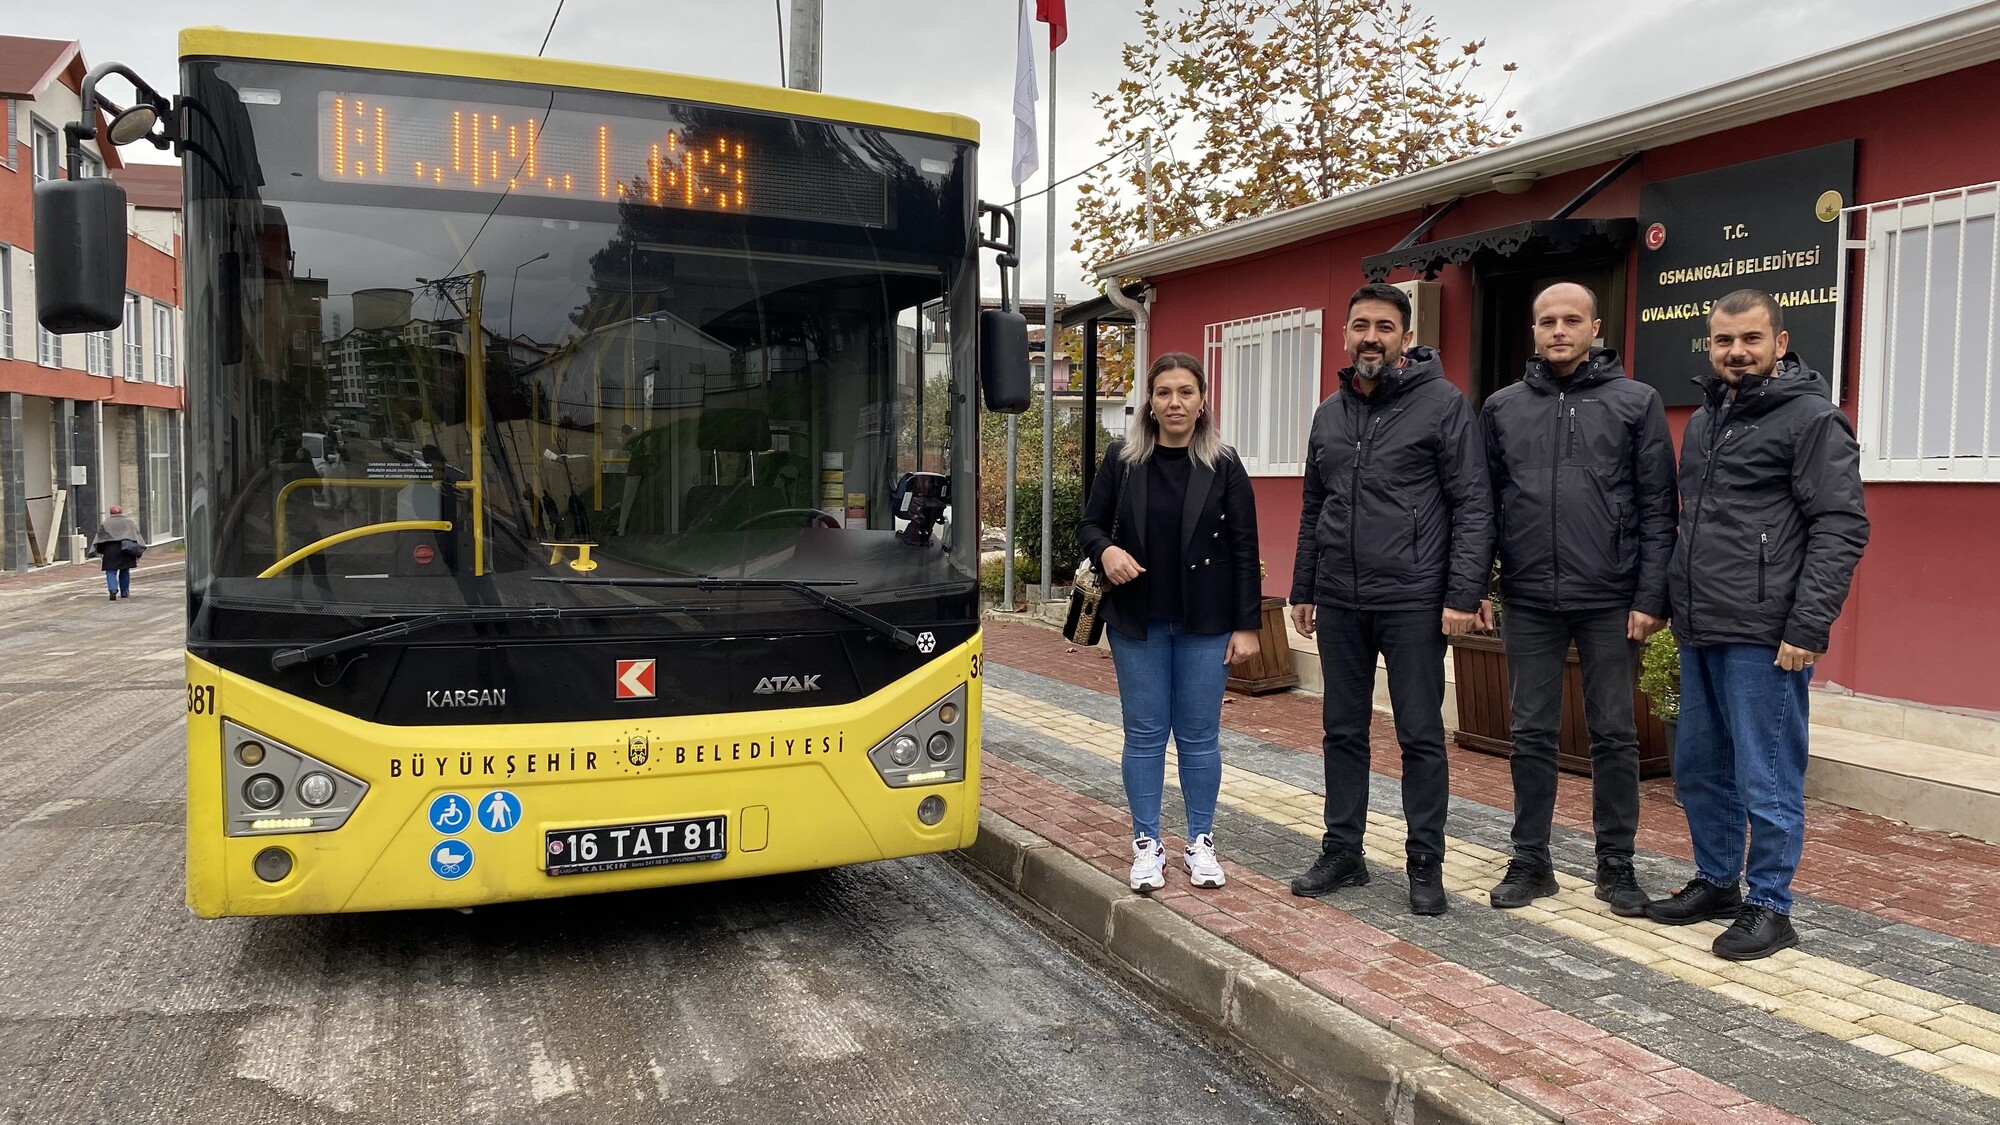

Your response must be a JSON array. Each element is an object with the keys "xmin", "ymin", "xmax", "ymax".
[
  {"xmin": 1107, "ymin": 620, "xmax": 1231, "ymax": 843},
  {"xmin": 105, "ymin": 567, "xmax": 131, "ymax": 596},
  {"xmin": 1675, "ymin": 644, "xmax": 1812, "ymax": 913}
]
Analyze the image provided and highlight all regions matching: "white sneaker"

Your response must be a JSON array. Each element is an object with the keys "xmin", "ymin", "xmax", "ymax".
[
  {"xmin": 1129, "ymin": 837, "xmax": 1166, "ymax": 894},
  {"xmin": 1184, "ymin": 834, "xmax": 1227, "ymax": 889}
]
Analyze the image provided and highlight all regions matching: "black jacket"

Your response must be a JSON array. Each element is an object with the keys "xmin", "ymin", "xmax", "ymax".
[
  {"xmin": 1668, "ymin": 356, "xmax": 1870, "ymax": 652},
  {"xmin": 1077, "ymin": 442, "xmax": 1261, "ymax": 640},
  {"xmin": 1481, "ymin": 348, "xmax": 1677, "ymax": 616},
  {"xmin": 1291, "ymin": 346, "xmax": 1493, "ymax": 612}
]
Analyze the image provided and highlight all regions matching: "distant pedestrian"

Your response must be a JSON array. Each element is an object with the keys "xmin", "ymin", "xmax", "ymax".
[
  {"xmin": 1288, "ymin": 283, "xmax": 1493, "ymax": 917},
  {"xmin": 1078, "ymin": 352, "xmax": 1264, "ymax": 895},
  {"xmin": 1479, "ymin": 282, "xmax": 1677, "ymax": 917},
  {"xmin": 92, "ymin": 505, "xmax": 144, "ymax": 601},
  {"xmin": 1644, "ymin": 289, "xmax": 1869, "ymax": 961}
]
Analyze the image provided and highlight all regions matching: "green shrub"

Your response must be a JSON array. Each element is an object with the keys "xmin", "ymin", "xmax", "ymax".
[
  {"xmin": 979, "ymin": 555, "xmax": 1040, "ymax": 604},
  {"xmin": 1639, "ymin": 626, "xmax": 1680, "ymax": 721},
  {"xmin": 1012, "ymin": 474, "xmax": 1085, "ymax": 585}
]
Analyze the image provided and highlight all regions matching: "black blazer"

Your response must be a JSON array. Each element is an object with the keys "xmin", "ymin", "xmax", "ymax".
[{"xmin": 1077, "ymin": 442, "xmax": 1262, "ymax": 640}]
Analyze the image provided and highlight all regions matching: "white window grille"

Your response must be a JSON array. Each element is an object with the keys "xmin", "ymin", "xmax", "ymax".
[
  {"xmin": 86, "ymin": 330, "xmax": 112, "ymax": 375},
  {"xmin": 37, "ymin": 324, "xmax": 61, "ymax": 368},
  {"xmin": 0, "ymin": 245, "xmax": 12, "ymax": 359},
  {"xmin": 1204, "ymin": 308, "xmax": 1322, "ymax": 476},
  {"xmin": 31, "ymin": 119, "xmax": 59, "ymax": 183},
  {"xmin": 1848, "ymin": 183, "xmax": 2000, "ymax": 482},
  {"xmin": 155, "ymin": 304, "xmax": 176, "ymax": 385},
  {"xmin": 124, "ymin": 294, "xmax": 145, "ymax": 379},
  {"xmin": 3, "ymin": 100, "xmax": 14, "ymax": 171}
]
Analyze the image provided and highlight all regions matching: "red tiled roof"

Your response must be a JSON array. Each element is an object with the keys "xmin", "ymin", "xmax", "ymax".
[
  {"xmin": 113, "ymin": 162, "xmax": 182, "ymax": 211},
  {"xmin": 0, "ymin": 36, "xmax": 79, "ymax": 99}
]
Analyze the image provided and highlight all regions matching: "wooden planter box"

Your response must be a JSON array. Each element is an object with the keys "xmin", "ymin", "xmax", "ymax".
[
  {"xmin": 1448, "ymin": 632, "xmax": 1672, "ymax": 778},
  {"xmin": 1226, "ymin": 597, "xmax": 1300, "ymax": 695}
]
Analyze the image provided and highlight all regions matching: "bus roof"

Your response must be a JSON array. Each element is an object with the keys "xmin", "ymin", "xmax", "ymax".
[{"xmin": 178, "ymin": 28, "xmax": 980, "ymax": 145}]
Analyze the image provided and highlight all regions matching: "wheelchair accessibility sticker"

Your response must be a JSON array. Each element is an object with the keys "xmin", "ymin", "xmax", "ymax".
[
  {"xmin": 429, "ymin": 840, "xmax": 474, "ymax": 880},
  {"xmin": 428, "ymin": 793, "xmax": 472, "ymax": 835}
]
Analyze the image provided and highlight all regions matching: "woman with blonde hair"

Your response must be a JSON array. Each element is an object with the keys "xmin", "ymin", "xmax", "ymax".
[{"xmin": 1077, "ymin": 352, "xmax": 1263, "ymax": 893}]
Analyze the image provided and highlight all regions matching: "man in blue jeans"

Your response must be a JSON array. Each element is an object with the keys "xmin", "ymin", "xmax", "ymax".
[
  {"xmin": 1646, "ymin": 289, "xmax": 1869, "ymax": 961},
  {"xmin": 1479, "ymin": 283, "xmax": 1678, "ymax": 917},
  {"xmin": 1289, "ymin": 283, "xmax": 1492, "ymax": 916}
]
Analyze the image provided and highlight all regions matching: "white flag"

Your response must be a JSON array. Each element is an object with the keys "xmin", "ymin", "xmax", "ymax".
[{"xmin": 1011, "ymin": 0, "xmax": 1039, "ymax": 188}]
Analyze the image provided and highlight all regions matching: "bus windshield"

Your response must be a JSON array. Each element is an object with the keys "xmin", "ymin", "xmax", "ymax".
[{"xmin": 180, "ymin": 61, "xmax": 979, "ymax": 638}]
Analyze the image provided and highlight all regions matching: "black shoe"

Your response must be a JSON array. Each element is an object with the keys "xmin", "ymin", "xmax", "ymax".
[
  {"xmin": 1712, "ymin": 904, "xmax": 1800, "ymax": 961},
  {"xmin": 109, "ymin": 590, "xmax": 118, "ymax": 601},
  {"xmin": 1408, "ymin": 857, "xmax": 1447, "ymax": 916},
  {"xmin": 1489, "ymin": 859, "xmax": 1558, "ymax": 909},
  {"xmin": 119, "ymin": 590, "xmax": 129, "ymax": 598},
  {"xmin": 1595, "ymin": 859, "xmax": 1650, "ymax": 918},
  {"xmin": 1291, "ymin": 850, "xmax": 1368, "ymax": 897},
  {"xmin": 1642, "ymin": 878, "xmax": 1743, "ymax": 925}
]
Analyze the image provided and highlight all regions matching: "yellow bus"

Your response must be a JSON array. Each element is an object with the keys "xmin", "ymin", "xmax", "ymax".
[{"xmin": 35, "ymin": 30, "xmax": 1029, "ymax": 916}]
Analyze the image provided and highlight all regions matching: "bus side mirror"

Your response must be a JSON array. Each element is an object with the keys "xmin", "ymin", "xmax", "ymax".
[
  {"xmin": 33, "ymin": 177, "xmax": 128, "ymax": 334},
  {"xmin": 979, "ymin": 308, "xmax": 1031, "ymax": 414}
]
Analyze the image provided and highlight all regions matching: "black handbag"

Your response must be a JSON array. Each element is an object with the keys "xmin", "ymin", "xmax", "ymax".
[{"xmin": 1063, "ymin": 469, "xmax": 1128, "ymax": 647}]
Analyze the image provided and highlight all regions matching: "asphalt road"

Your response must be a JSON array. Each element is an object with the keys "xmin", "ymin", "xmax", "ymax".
[{"xmin": 0, "ymin": 567, "xmax": 1319, "ymax": 1125}]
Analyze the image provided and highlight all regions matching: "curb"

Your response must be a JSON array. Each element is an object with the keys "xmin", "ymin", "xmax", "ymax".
[{"xmin": 962, "ymin": 810, "xmax": 1554, "ymax": 1125}]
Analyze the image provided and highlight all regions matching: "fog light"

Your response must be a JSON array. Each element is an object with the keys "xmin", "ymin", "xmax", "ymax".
[
  {"xmin": 890, "ymin": 734, "xmax": 920, "ymax": 766},
  {"xmin": 253, "ymin": 847, "xmax": 293, "ymax": 882},
  {"xmin": 937, "ymin": 702, "xmax": 961, "ymax": 725},
  {"xmin": 236, "ymin": 741, "xmax": 266, "ymax": 767},
  {"xmin": 243, "ymin": 774, "xmax": 283, "ymax": 809},
  {"xmin": 917, "ymin": 795, "xmax": 946, "ymax": 825},
  {"xmin": 297, "ymin": 771, "xmax": 336, "ymax": 808},
  {"xmin": 926, "ymin": 731, "xmax": 954, "ymax": 761}
]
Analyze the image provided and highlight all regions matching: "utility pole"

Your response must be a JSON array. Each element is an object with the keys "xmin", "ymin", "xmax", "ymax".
[{"xmin": 788, "ymin": 0, "xmax": 822, "ymax": 92}]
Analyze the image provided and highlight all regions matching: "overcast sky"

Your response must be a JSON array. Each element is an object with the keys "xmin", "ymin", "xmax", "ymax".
[{"xmin": 11, "ymin": 0, "xmax": 1988, "ymax": 303}]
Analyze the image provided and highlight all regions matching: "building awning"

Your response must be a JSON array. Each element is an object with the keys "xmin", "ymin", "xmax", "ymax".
[{"xmin": 1362, "ymin": 218, "xmax": 1636, "ymax": 281}]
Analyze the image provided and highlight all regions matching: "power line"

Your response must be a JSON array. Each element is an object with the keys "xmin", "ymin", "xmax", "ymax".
[
  {"xmin": 537, "ymin": 0, "xmax": 567, "ymax": 56},
  {"xmin": 775, "ymin": 1, "xmax": 787, "ymax": 85},
  {"xmin": 1012, "ymin": 136, "xmax": 1144, "ymax": 207}
]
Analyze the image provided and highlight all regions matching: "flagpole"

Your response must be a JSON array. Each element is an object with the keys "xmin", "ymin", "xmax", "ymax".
[{"xmin": 1040, "ymin": 45, "xmax": 1057, "ymax": 605}]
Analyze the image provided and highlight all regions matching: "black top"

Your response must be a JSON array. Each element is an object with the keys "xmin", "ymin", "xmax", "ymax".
[
  {"xmin": 1078, "ymin": 442, "xmax": 1262, "ymax": 641},
  {"xmin": 1668, "ymin": 355, "xmax": 1869, "ymax": 652},
  {"xmin": 1144, "ymin": 445, "xmax": 1192, "ymax": 621},
  {"xmin": 1291, "ymin": 345, "xmax": 1494, "ymax": 612},
  {"xmin": 1480, "ymin": 347, "xmax": 1678, "ymax": 617}
]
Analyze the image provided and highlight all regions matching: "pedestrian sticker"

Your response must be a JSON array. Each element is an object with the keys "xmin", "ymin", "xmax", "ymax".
[
  {"xmin": 428, "ymin": 793, "xmax": 471, "ymax": 835},
  {"xmin": 481, "ymin": 790, "xmax": 521, "ymax": 833},
  {"xmin": 430, "ymin": 840, "xmax": 473, "ymax": 880}
]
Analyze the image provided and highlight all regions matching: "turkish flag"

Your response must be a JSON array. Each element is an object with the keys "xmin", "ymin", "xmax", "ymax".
[{"xmin": 1036, "ymin": 0, "xmax": 1067, "ymax": 50}]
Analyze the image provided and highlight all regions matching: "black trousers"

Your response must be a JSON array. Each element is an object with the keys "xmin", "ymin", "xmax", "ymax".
[
  {"xmin": 1318, "ymin": 607, "xmax": 1449, "ymax": 863},
  {"xmin": 1499, "ymin": 604, "xmax": 1642, "ymax": 867}
]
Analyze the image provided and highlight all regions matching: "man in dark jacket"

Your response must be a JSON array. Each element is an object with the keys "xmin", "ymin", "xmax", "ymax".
[
  {"xmin": 1289, "ymin": 282, "xmax": 1493, "ymax": 916},
  {"xmin": 1644, "ymin": 289, "xmax": 1869, "ymax": 962},
  {"xmin": 1479, "ymin": 282, "xmax": 1677, "ymax": 917}
]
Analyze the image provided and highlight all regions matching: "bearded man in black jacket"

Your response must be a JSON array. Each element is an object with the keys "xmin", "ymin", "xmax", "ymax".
[
  {"xmin": 1289, "ymin": 283, "xmax": 1493, "ymax": 916},
  {"xmin": 1644, "ymin": 289, "xmax": 1869, "ymax": 962},
  {"xmin": 1479, "ymin": 283, "xmax": 1678, "ymax": 918}
]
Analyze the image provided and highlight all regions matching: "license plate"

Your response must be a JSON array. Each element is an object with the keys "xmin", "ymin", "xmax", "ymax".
[{"xmin": 543, "ymin": 815, "xmax": 727, "ymax": 876}]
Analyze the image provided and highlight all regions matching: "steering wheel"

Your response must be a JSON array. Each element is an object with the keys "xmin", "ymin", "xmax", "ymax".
[{"xmin": 735, "ymin": 508, "xmax": 842, "ymax": 532}]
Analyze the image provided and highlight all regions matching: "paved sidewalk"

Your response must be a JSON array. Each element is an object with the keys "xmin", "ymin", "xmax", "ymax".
[{"xmin": 981, "ymin": 621, "xmax": 2000, "ymax": 1125}]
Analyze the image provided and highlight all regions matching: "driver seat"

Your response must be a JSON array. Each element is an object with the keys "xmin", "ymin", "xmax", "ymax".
[{"xmin": 683, "ymin": 407, "xmax": 786, "ymax": 530}]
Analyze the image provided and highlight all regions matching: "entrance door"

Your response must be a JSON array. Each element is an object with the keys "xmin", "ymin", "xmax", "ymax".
[{"xmin": 1471, "ymin": 254, "xmax": 1626, "ymax": 409}]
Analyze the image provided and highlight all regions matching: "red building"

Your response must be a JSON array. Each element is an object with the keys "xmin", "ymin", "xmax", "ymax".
[
  {"xmin": 0, "ymin": 36, "xmax": 184, "ymax": 572},
  {"xmin": 1094, "ymin": 8, "xmax": 2000, "ymax": 720}
]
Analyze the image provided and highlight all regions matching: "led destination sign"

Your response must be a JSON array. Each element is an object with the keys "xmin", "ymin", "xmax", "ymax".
[{"xmin": 316, "ymin": 90, "xmax": 890, "ymax": 226}]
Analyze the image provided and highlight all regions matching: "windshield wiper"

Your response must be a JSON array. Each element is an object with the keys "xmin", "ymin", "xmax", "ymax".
[
  {"xmin": 270, "ymin": 603, "xmax": 699, "ymax": 670},
  {"xmin": 536, "ymin": 576, "xmax": 919, "ymax": 649}
]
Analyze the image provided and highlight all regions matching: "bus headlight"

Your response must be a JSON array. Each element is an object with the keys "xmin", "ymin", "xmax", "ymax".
[
  {"xmin": 243, "ymin": 774, "xmax": 283, "ymax": 810},
  {"xmin": 868, "ymin": 684, "xmax": 969, "ymax": 787},
  {"xmin": 297, "ymin": 771, "xmax": 336, "ymax": 808},
  {"xmin": 222, "ymin": 720, "xmax": 369, "ymax": 837}
]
